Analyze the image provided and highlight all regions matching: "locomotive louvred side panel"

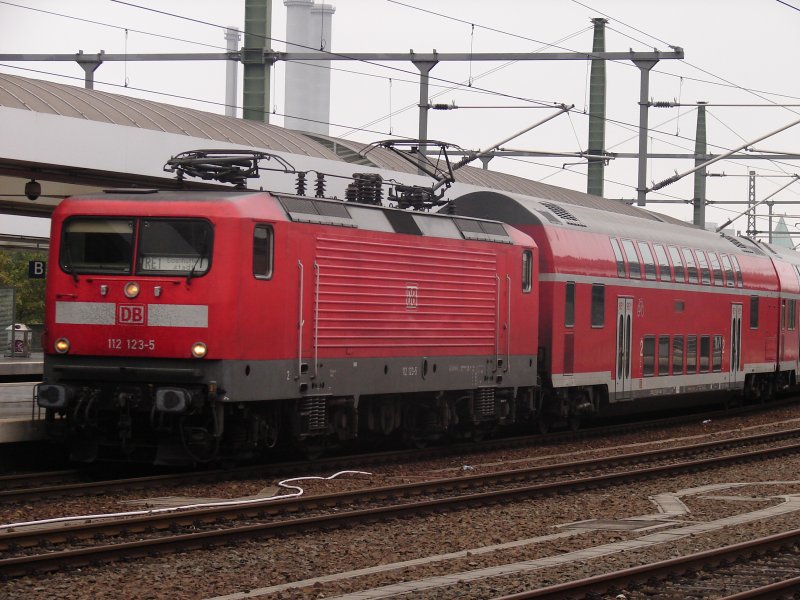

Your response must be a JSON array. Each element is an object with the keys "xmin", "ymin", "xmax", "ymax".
[{"xmin": 313, "ymin": 236, "xmax": 499, "ymax": 352}]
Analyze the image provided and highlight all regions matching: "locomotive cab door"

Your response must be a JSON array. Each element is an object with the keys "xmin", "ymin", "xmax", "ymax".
[
  {"xmin": 615, "ymin": 297, "xmax": 634, "ymax": 401},
  {"xmin": 730, "ymin": 303, "xmax": 743, "ymax": 389}
]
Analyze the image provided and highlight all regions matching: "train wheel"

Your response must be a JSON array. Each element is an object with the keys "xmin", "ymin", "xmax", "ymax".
[
  {"xmin": 537, "ymin": 414, "xmax": 553, "ymax": 435},
  {"xmin": 568, "ymin": 414, "xmax": 581, "ymax": 432}
]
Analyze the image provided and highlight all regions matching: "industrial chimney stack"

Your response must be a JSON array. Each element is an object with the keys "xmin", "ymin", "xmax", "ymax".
[{"xmin": 284, "ymin": 0, "xmax": 335, "ymax": 135}]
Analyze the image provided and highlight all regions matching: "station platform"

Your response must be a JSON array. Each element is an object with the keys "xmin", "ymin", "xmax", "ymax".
[
  {"xmin": 0, "ymin": 352, "xmax": 43, "ymax": 378},
  {"xmin": 0, "ymin": 417, "xmax": 47, "ymax": 443}
]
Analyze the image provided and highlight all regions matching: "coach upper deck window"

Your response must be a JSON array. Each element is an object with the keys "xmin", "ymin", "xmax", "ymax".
[
  {"xmin": 696, "ymin": 250, "xmax": 711, "ymax": 285},
  {"xmin": 681, "ymin": 248, "xmax": 699, "ymax": 284},
  {"xmin": 610, "ymin": 239, "xmax": 626, "ymax": 277},
  {"xmin": 137, "ymin": 219, "xmax": 212, "ymax": 277},
  {"xmin": 61, "ymin": 217, "xmax": 134, "ymax": 275},
  {"xmin": 253, "ymin": 225, "xmax": 274, "ymax": 279},
  {"xmin": 621, "ymin": 239, "xmax": 641, "ymax": 279},
  {"xmin": 637, "ymin": 242, "xmax": 657, "ymax": 281},
  {"xmin": 653, "ymin": 244, "xmax": 671, "ymax": 281},
  {"xmin": 731, "ymin": 255, "xmax": 744, "ymax": 287},
  {"xmin": 721, "ymin": 255, "xmax": 735, "ymax": 286},
  {"xmin": 709, "ymin": 252, "xmax": 724, "ymax": 286},
  {"xmin": 668, "ymin": 246, "xmax": 685, "ymax": 282}
]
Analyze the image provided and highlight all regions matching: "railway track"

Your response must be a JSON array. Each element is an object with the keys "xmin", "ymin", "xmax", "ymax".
[
  {"xmin": 3, "ymin": 398, "xmax": 795, "ymax": 504},
  {"xmin": 2, "ymin": 426, "xmax": 800, "ymax": 579},
  {"xmin": 494, "ymin": 528, "xmax": 800, "ymax": 599}
]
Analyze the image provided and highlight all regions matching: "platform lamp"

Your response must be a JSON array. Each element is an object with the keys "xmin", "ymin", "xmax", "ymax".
[{"xmin": 24, "ymin": 179, "xmax": 41, "ymax": 200}]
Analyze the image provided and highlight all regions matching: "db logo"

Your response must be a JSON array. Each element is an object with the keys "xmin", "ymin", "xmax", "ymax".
[
  {"xmin": 118, "ymin": 304, "xmax": 146, "ymax": 325},
  {"xmin": 405, "ymin": 284, "xmax": 418, "ymax": 309}
]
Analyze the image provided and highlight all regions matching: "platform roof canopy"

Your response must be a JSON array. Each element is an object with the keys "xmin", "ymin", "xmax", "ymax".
[{"xmin": 0, "ymin": 71, "xmax": 683, "ymax": 226}]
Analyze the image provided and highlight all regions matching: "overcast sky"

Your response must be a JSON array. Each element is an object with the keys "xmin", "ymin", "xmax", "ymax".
[{"xmin": 2, "ymin": 0, "xmax": 800, "ymax": 239}]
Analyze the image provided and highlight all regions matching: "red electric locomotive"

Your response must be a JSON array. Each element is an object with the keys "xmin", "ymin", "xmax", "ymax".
[
  {"xmin": 455, "ymin": 189, "xmax": 800, "ymax": 430},
  {"xmin": 36, "ymin": 173, "xmax": 539, "ymax": 463}
]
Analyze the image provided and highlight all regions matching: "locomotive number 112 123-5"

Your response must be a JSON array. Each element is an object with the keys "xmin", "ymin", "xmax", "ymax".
[{"xmin": 107, "ymin": 338, "xmax": 156, "ymax": 351}]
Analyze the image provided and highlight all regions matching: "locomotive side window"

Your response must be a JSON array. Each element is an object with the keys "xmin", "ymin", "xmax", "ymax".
[
  {"xmin": 709, "ymin": 252, "xmax": 724, "ymax": 286},
  {"xmin": 621, "ymin": 239, "xmax": 641, "ymax": 279},
  {"xmin": 642, "ymin": 335, "xmax": 655, "ymax": 377},
  {"xmin": 658, "ymin": 335, "xmax": 670, "ymax": 375},
  {"xmin": 668, "ymin": 246, "xmax": 685, "ymax": 282},
  {"xmin": 253, "ymin": 225, "xmax": 274, "ymax": 279},
  {"xmin": 653, "ymin": 244, "xmax": 671, "ymax": 281},
  {"xmin": 565, "ymin": 281, "xmax": 575, "ymax": 327},
  {"xmin": 721, "ymin": 255, "xmax": 735, "ymax": 287},
  {"xmin": 696, "ymin": 250, "xmax": 711, "ymax": 285},
  {"xmin": 610, "ymin": 238, "xmax": 626, "ymax": 277},
  {"xmin": 522, "ymin": 250, "xmax": 532, "ymax": 292},
  {"xmin": 61, "ymin": 218, "xmax": 134, "ymax": 275},
  {"xmin": 591, "ymin": 284, "xmax": 605, "ymax": 327},
  {"xmin": 637, "ymin": 242, "xmax": 657, "ymax": 281},
  {"xmin": 681, "ymin": 248, "xmax": 699, "ymax": 283},
  {"xmin": 686, "ymin": 335, "xmax": 698, "ymax": 373},
  {"xmin": 138, "ymin": 219, "xmax": 212, "ymax": 276},
  {"xmin": 672, "ymin": 335, "xmax": 684, "ymax": 374},
  {"xmin": 699, "ymin": 335, "xmax": 711, "ymax": 373},
  {"xmin": 750, "ymin": 296, "xmax": 759, "ymax": 328}
]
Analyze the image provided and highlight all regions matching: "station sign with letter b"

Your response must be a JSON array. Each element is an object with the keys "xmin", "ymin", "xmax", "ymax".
[{"xmin": 28, "ymin": 260, "xmax": 46, "ymax": 278}]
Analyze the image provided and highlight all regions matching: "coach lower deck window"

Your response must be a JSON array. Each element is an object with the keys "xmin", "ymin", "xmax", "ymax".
[
  {"xmin": 672, "ymin": 335, "xmax": 684, "ymax": 374},
  {"xmin": 699, "ymin": 335, "xmax": 711, "ymax": 373},
  {"xmin": 712, "ymin": 335, "xmax": 723, "ymax": 371},
  {"xmin": 668, "ymin": 246, "xmax": 685, "ymax": 282},
  {"xmin": 61, "ymin": 217, "xmax": 134, "ymax": 274},
  {"xmin": 750, "ymin": 296, "xmax": 759, "ymax": 328},
  {"xmin": 790, "ymin": 300, "xmax": 797, "ymax": 330},
  {"xmin": 522, "ymin": 250, "xmax": 532, "ymax": 292},
  {"xmin": 687, "ymin": 335, "xmax": 697, "ymax": 373},
  {"xmin": 591, "ymin": 284, "xmax": 605, "ymax": 327},
  {"xmin": 643, "ymin": 336, "xmax": 655, "ymax": 377},
  {"xmin": 658, "ymin": 335, "xmax": 670, "ymax": 375},
  {"xmin": 253, "ymin": 225, "xmax": 274, "ymax": 279},
  {"xmin": 622, "ymin": 239, "xmax": 641, "ymax": 279},
  {"xmin": 565, "ymin": 281, "xmax": 575, "ymax": 327}
]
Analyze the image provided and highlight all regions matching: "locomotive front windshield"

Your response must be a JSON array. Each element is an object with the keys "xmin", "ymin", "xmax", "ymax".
[{"xmin": 61, "ymin": 217, "xmax": 213, "ymax": 277}]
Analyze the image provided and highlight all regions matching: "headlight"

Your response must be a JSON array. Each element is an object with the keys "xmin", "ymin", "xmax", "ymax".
[
  {"xmin": 54, "ymin": 338, "xmax": 70, "ymax": 354},
  {"xmin": 191, "ymin": 342, "xmax": 207, "ymax": 358},
  {"xmin": 124, "ymin": 281, "xmax": 140, "ymax": 298}
]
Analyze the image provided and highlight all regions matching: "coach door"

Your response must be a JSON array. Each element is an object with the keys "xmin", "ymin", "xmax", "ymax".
[
  {"xmin": 730, "ymin": 304, "xmax": 743, "ymax": 388},
  {"xmin": 615, "ymin": 297, "xmax": 634, "ymax": 401}
]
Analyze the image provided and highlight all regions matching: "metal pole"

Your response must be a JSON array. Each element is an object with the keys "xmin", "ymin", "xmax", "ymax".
[
  {"xmin": 634, "ymin": 59, "xmax": 658, "ymax": 206},
  {"xmin": 412, "ymin": 58, "xmax": 437, "ymax": 175},
  {"xmin": 75, "ymin": 51, "xmax": 104, "ymax": 90},
  {"xmin": 243, "ymin": 0, "xmax": 272, "ymax": 123},
  {"xmin": 693, "ymin": 102, "xmax": 707, "ymax": 227},
  {"xmin": 224, "ymin": 27, "xmax": 241, "ymax": 118}
]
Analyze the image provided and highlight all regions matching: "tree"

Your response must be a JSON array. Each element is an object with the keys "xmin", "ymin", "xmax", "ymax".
[{"xmin": 0, "ymin": 250, "xmax": 47, "ymax": 324}]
